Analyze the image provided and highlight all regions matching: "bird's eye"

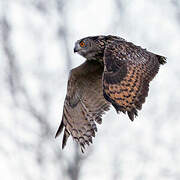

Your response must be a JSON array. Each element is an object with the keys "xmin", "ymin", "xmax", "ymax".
[{"xmin": 80, "ymin": 41, "xmax": 85, "ymax": 47}]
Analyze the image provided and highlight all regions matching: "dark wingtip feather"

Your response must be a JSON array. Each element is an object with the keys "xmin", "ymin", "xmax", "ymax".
[
  {"xmin": 157, "ymin": 55, "xmax": 167, "ymax": 65},
  {"xmin": 128, "ymin": 111, "xmax": 134, "ymax": 121},
  {"xmin": 89, "ymin": 137, "xmax": 93, "ymax": 144},
  {"xmin": 128, "ymin": 108, "xmax": 138, "ymax": 121},
  {"xmin": 62, "ymin": 129, "xmax": 70, "ymax": 149},
  {"xmin": 80, "ymin": 144, "xmax": 85, "ymax": 153},
  {"xmin": 55, "ymin": 120, "xmax": 64, "ymax": 138},
  {"xmin": 81, "ymin": 147, "xmax": 85, "ymax": 153}
]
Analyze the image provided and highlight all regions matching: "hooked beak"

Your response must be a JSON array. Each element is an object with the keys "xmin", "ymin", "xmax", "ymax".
[
  {"xmin": 74, "ymin": 47, "xmax": 78, "ymax": 53},
  {"xmin": 74, "ymin": 42, "xmax": 80, "ymax": 53}
]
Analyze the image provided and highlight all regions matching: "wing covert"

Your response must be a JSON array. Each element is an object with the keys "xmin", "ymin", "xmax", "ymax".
[{"xmin": 103, "ymin": 40, "xmax": 162, "ymax": 121}]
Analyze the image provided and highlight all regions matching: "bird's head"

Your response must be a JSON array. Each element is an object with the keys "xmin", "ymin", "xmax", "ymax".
[{"xmin": 74, "ymin": 36, "xmax": 106, "ymax": 60}]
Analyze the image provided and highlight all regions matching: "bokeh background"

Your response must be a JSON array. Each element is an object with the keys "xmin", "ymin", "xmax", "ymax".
[{"xmin": 1, "ymin": 0, "xmax": 180, "ymax": 179}]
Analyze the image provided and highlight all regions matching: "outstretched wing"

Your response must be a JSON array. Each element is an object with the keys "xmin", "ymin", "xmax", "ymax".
[
  {"xmin": 55, "ymin": 61, "xmax": 110, "ymax": 151},
  {"xmin": 103, "ymin": 39, "xmax": 166, "ymax": 121}
]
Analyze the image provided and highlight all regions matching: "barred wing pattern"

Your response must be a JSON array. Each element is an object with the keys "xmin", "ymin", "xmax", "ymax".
[
  {"xmin": 103, "ymin": 40, "xmax": 166, "ymax": 121},
  {"xmin": 55, "ymin": 61, "xmax": 110, "ymax": 151}
]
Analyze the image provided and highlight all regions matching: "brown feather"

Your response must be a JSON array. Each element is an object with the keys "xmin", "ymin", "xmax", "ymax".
[
  {"xmin": 56, "ymin": 35, "xmax": 166, "ymax": 151},
  {"xmin": 103, "ymin": 39, "xmax": 165, "ymax": 121},
  {"xmin": 55, "ymin": 120, "xmax": 64, "ymax": 138},
  {"xmin": 55, "ymin": 60, "xmax": 110, "ymax": 151}
]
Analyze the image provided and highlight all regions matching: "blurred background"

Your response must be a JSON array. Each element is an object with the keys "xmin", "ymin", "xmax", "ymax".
[{"xmin": 1, "ymin": 0, "xmax": 180, "ymax": 179}]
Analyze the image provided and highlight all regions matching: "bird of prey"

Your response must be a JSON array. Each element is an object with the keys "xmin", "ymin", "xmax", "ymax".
[{"xmin": 55, "ymin": 35, "xmax": 166, "ymax": 152}]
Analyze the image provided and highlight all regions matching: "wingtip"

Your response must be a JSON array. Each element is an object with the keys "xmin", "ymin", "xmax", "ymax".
[
  {"xmin": 55, "ymin": 131, "xmax": 59, "ymax": 139},
  {"xmin": 62, "ymin": 142, "xmax": 65, "ymax": 149},
  {"xmin": 55, "ymin": 121, "xmax": 64, "ymax": 138},
  {"xmin": 62, "ymin": 129, "xmax": 70, "ymax": 149},
  {"xmin": 55, "ymin": 133, "xmax": 58, "ymax": 139},
  {"xmin": 128, "ymin": 108, "xmax": 138, "ymax": 121},
  {"xmin": 157, "ymin": 55, "xmax": 167, "ymax": 65},
  {"xmin": 81, "ymin": 147, "xmax": 85, "ymax": 153}
]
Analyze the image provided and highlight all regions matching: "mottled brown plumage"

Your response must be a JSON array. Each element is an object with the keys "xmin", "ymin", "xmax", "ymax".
[
  {"xmin": 55, "ymin": 35, "xmax": 166, "ymax": 151},
  {"xmin": 55, "ymin": 61, "xmax": 110, "ymax": 152}
]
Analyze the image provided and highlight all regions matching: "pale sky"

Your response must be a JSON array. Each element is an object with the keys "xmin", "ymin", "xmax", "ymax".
[{"xmin": 1, "ymin": 0, "xmax": 180, "ymax": 180}]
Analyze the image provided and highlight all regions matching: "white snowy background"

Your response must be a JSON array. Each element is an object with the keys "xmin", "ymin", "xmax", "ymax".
[{"xmin": 1, "ymin": 0, "xmax": 180, "ymax": 180}]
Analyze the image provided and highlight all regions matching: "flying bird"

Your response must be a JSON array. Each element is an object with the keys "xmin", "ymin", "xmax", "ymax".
[{"xmin": 55, "ymin": 35, "xmax": 166, "ymax": 152}]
